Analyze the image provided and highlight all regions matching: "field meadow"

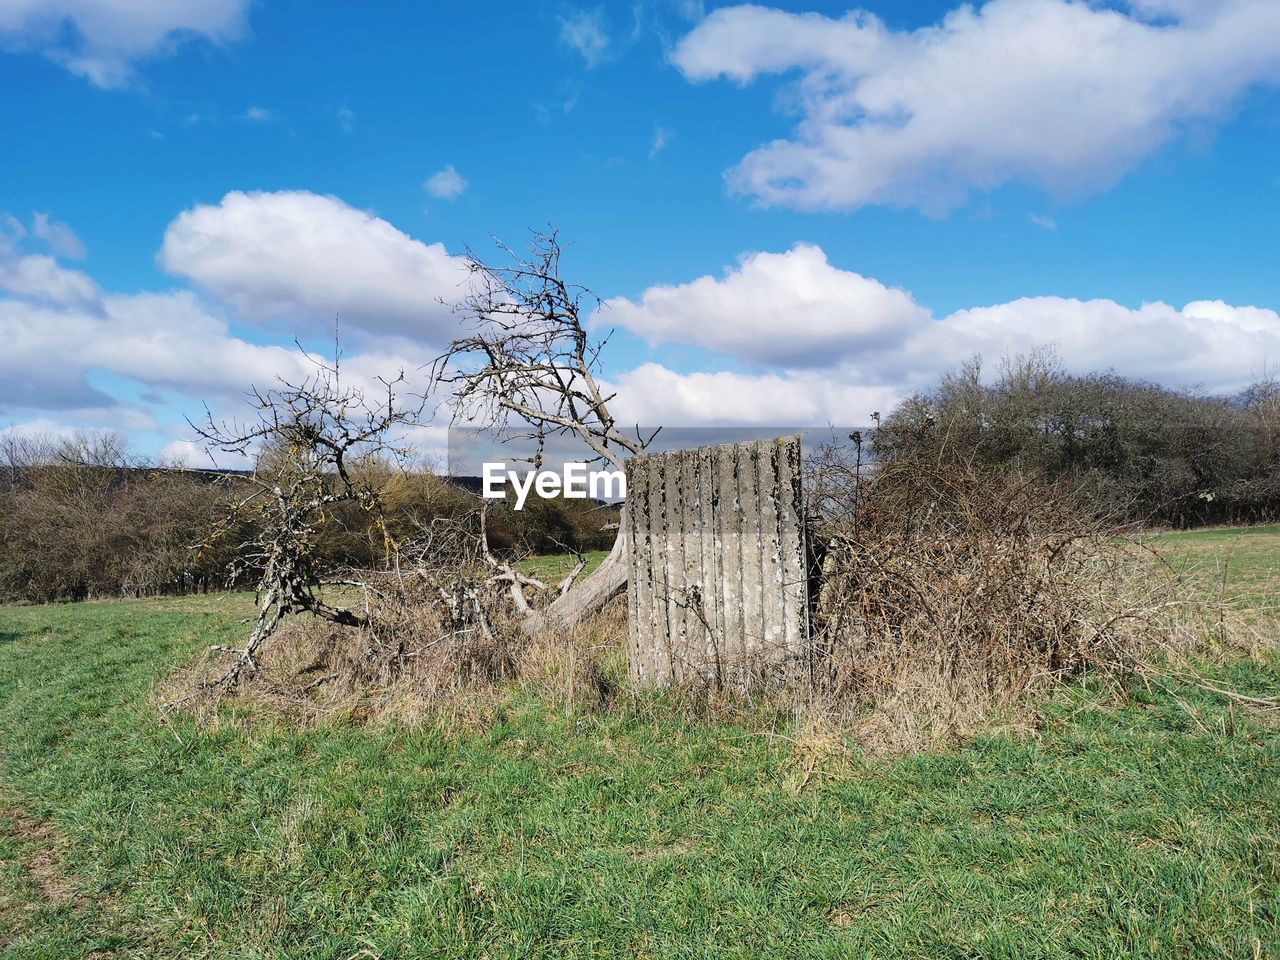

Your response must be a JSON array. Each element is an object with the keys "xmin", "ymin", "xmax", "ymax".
[{"xmin": 1, "ymin": 528, "xmax": 1278, "ymax": 958}]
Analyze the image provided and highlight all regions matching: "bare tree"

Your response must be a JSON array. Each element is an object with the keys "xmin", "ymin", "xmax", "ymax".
[
  {"xmin": 434, "ymin": 230, "xmax": 651, "ymax": 630},
  {"xmin": 194, "ymin": 352, "xmax": 424, "ymax": 686},
  {"xmin": 1242, "ymin": 366, "xmax": 1280, "ymax": 456},
  {"xmin": 0, "ymin": 428, "xmax": 55, "ymax": 489}
]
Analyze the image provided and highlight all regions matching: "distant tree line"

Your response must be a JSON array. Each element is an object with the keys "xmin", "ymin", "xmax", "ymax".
[
  {"xmin": 0, "ymin": 430, "xmax": 617, "ymax": 604},
  {"xmin": 0, "ymin": 431, "xmax": 235, "ymax": 602},
  {"xmin": 873, "ymin": 349, "xmax": 1280, "ymax": 528},
  {"xmin": 5, "ymin": 351, "xmax": 1276, "ymax": 603}
]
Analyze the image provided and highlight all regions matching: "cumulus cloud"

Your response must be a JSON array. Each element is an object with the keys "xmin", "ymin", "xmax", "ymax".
[
  {"xmin": 607, "ymin": 362, "xmax": 901, "ymax": 426},
  {"xmin": 0, "ymin": 289, "xmax": 312, "ymax": 413},
  {"xmin": 600, "ymin": 243, "xmax": 1280, "ymax": 415},
  {"xmin": 599, "ymin": 244, "xmax": 928, "ymax": 366},
  {"xmin": 159, "ymin": 190, "xmax": 470, "ymax": 343},
  {"xmin": 86, "ymin": 291, "xmax": 315, "ymax": 398},
  {"xmin": 9, "ymin": 197, "xmax": 1279, "ymax": 445},
  {"xmin": 0, "ymin": 206, "xmax": 431, "ymax": 420},
  {"xmin": 0, "ymin": 0, "xmax": 249, "ymax": 88},
  {"xmin": 914, "ymin": 296, "xmax": 1280, "ymax": 394},
  {"xmin": 0, "ymin": 202, "xmax": 458, "ymax": 463},
  {"xmin": 0, "ymin": 252, "xmax": 100, "ymax": 307},
  {"xmin": 0, "ymin": 216, "xmax": 98, "ymax": 306},
  {"xmin": 31, "ymin": 213, "xmax": 86, "ymax": 259},
  {"xmin": 595, "ymin": 290, "xmax": 1280, "ymax": 426},
  {"xmin": 0, "ymin": 301, "xmax": 116, "ymax": 411},
  {"xmin": 424, "ymin": 165, "xmax": 468, "ymax": 200},
  {"xmin": 0, "ymin": 281, "xmax": 436, "ymax": 449},
  {"xmin": 671, "ymin": 0, "xmax": 1280, "ymax": 212}
]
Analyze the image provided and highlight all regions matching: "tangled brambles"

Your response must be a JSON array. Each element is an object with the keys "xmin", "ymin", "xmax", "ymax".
[{"xmin": 808, "ymin": 459, "xmax": 1208, "ymax": 752}]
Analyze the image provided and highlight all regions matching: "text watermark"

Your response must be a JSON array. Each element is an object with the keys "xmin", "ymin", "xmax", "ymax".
[{"xmin": 482, "ymin": 462, "xmax": 625, "ymax": 510}]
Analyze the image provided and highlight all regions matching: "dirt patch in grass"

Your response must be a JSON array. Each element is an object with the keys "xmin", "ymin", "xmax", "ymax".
[
  {"xmin": 624, "ymin": 839, "xmax": 700, "ymax": 861},
  {"xmin": 2, "ymin": 805, "xmax": 79, "ymax": 908}
]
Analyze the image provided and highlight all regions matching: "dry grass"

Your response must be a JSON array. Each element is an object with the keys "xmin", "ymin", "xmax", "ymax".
[{"xmin": 161, "ymin": 572, "xmax": 628, "ymax": 730}]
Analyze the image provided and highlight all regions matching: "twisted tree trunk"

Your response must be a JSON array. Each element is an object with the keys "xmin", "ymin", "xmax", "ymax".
[{"xmin": 521, "ymin": 521, "xmax": 628, "ymax": 634}]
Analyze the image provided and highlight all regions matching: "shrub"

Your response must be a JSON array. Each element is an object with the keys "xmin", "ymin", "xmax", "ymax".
[{"xmin": 807, "ymin": 458, "xmax": 1190, "ymax": 751}]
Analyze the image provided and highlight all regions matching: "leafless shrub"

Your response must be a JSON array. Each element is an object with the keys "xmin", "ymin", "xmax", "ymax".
[
  {"xmin": 0, "ymin": 429, "xmax": 238, "ymax": 602},
  {"xmin": 189, "ymin": 344, "xmax": 431, "ymax": 689},
  {"xmin": 807, "ymin": 456, "xmax": 1202, "ymax": 752}
]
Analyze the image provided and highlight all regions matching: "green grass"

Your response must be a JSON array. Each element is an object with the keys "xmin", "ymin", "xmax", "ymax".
[
  {"xmin": 515, "ymin": 549, "xmax": 611, "ymax": 583},
  {"xmin": 1, "ymin": 534, "xmax": 1279, "ymax": 958},
  {"xmin": 1146, "ymin": 523, "xmax": 1280, "ymax": 610}
]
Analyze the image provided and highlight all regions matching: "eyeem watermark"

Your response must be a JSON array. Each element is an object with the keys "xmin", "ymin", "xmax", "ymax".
[{"xmin": 482, "ymin": 462, "xmax": 626, "ymax": 509}]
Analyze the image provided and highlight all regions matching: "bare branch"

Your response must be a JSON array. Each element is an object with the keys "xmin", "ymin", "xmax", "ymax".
[
  {"xmin": 433, "ymin": 229, "xmax": 647, "ymax": 472},
  {"xmin": 196, "ymin": 347, "xmax": 426, "ymax": 688}
]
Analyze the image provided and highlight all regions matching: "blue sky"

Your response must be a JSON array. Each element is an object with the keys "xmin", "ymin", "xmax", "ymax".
[{"xmin": 2, "ymin": 0, "xmax": 1280, "ymax": 461}]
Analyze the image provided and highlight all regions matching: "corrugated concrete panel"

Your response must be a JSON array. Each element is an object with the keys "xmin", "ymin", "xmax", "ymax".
[{"xmin": 625, "ymin": 436, "xmax": 809, "ymax": 689}]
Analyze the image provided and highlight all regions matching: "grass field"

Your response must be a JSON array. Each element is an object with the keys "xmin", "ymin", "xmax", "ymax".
[
  {"xmin": 1, "ymin": 529, "xmax": 1278, "ymax": 958},
  {"xmin": 516, "ymin": 549, "xmax": 611, "ymax": 583},
  {"xmin": 1146, "ymin": 523, "xmax": 1280, "ymax": 610}
]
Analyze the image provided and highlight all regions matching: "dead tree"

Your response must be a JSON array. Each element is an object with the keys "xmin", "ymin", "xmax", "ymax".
[
  {"xmin": 193, "ymin": 353, "xmax": 423, "ymax": 686},
  {"xmin": 435, "ymin": 230, "xmax": 652, "ymax": 631}
]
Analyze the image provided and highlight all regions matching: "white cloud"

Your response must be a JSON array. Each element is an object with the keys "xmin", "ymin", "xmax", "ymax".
[
  {"xmin": 671, "ymin": 0, "xmax": 1280, "ymax": 212},
  {"xmin": 914, "ymin": 296, "xmax": 1280, "ymax": 394},
  {"xmin": 243, "ymin": 106, "xmax": 273, "ymax": 123},
  {"xmin": 608, "ymin": 362, "xmax": 901, "ymax": 426},
  {"xmin": 0, "ymin": 204, "xmax": 439, "ymax": 419},
  {"xmin": 0, "ymin": 279, "xmax": 437, "ymax": 453},
  {"xmin": 597, "ymin": 289, "xmax": 1280, "ymax": 426},
  {"xmin": 8, "ymin": 196, "xmax": 1279, "ymax": 447},
  {"xmin": 559, "ymin": 8, "xmax": 610, "ymax": 67},
  {"xmin": 0, "ymin": 288, "xmax": 312, "ymax": 412},
  {"xmin": 601, "ymin": 243, "xmax": 1280, "ymax": 419},
  {"xmin": 31, "ymin": 213, "xmax": 86, "ymax": 259},
  {"xmin": 0, "ymin": 252, "xmax": 100, "ymax": 307},
  {"xmin": 0, "ymin": 202, "xmax": 450, "ymax": 458},
  {"xmin": 649, "ymin": 126, "xmax": 671, "ymax": 159},
  {"xmin": 599, "ymin": 244, "xmax": 929, "ymax": 366},
  {"xmin": 337, "ymin": 105, "xmax": 355, "ymax": 134},
  {"xmin": 87, "ymin": 291, "xmax": 314, "ymax": 398},
  {"xmin": 424, "ymin": 165, "xmax": 468, "ymax": 201},
  {"xmin": 158, "ymin": 190, "xmax": 470, "ymax": 343},
  {"xmin": 0, "ymin": 218, "xmax": 97, "ymax": 305},
  {"xmin": 0, "ymin": 0, "xmax": 249, "ymax": 88},
  {"xmin": 0, "ymin": 300, "xmax": 116, "ymax": 410}
]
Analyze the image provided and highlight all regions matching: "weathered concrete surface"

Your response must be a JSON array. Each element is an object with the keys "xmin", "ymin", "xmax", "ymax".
[{"xmin": 625, "ymin": 436, "xmax": 809, "ymax": 689}]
